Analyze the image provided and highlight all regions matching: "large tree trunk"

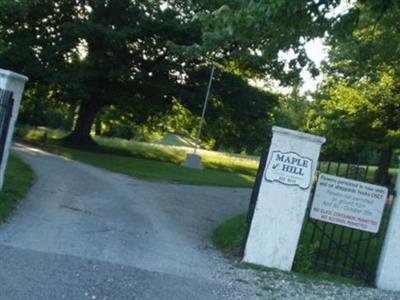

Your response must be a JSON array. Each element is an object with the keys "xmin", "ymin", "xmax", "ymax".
[
  {"xmin": 64, "ymin": 101, "xmax": 103, "ymax": 146},
  {"xmin": 375, "ymin": 146, "xmax": 393, "ymax": 186}
]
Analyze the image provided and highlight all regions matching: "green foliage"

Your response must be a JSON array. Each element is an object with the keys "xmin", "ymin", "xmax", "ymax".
[
  {"xmin": 2, "ymin": 0, "xmax": 281, "ymax": 148},
  {"xmin": 175, "ymin": 0, "xmax": 342, "ymax": 84},
  {"xmin": 308, "ymin": 1, "xmax": 400, "ymax": 168},
  {"xmin": 94, "ymin": 68, "xmax": 279, "ymax": 153},
  {"xmin": 161, "ymin": 98, "xmax": 200, "ymax": 137},
  {"xmin": 180, "ymin": 68, "xmax": 279, "ymax": 153},
  {"xmin": 327, "ymin": 0, "xmax": 400, "ymax": 80},
  {"xmin": 307, "ymin": 70, "xmax": 400, "ymax": 162},
  {"xmin": 19, "ymin": 93, "xmax": 75, "ymax": 131},
  {"xmin": 9, "ymin": 0, "xmax": 398, "ymax": 153},
  {"xmin": 293, "ymin": 242, "xmax": 320, "ymax": 274},
  {"xmin": 98, "ymin": 98, "xmax": 199, "ymax": 142},
  {"xmin": 15, "ymin": 125, "xmax": 67, "ymax": 142},
  {"xmin": 0, "ymin": 155, "xmax": 35, "ymax": 222},
  {"xmin": 274, "ymin": 93, "xmax": 310, "ymax": 131},
  {"xmin": 1, "ymin": 0, "xmax": 335, "ymax": 146},
  {"xmin": 0, "ymin": 0, "xmax": 204, "ymax": 141}
]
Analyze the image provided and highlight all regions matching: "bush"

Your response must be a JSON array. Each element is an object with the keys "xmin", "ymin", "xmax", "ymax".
[{"xmin": 293, "ymin": 242, "xmax": 320, "ymax": 273}]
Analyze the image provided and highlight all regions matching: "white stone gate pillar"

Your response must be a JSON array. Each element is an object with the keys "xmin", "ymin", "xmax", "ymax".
[
  {"xmin": 376, "ymin": 156, "xmax": 400, "ymax": 291},
  {"xmin": 0, "ymin": 69, "xmax": 29, "ymax": 189},
  {"xmin": 243, "ymin": 126, "xmax": 325, "ymax": 271}
]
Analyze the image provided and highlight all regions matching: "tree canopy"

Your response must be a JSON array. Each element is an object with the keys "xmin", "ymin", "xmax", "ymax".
[
  {"xmin": 2, "ymin": 0, "xmax": 399, "ymax": 161},
  {"xmin": 0, "ymin": 0, "xmax": 348, "ymax": 146},
  {"xmin": 307, "ymin": 0, "xmax": 400, "ymax": 182},
  {"xmin": 175, "ymin": 0, "xmax": 342, "ymax": 83}
]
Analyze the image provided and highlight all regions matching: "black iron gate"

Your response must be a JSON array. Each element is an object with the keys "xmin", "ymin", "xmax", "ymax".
[
  {"xmin": 0, "ymin": 88, "xmax": 14, "ymax": 165},
  {"xmin": 294, "ymin": 161, "xmax": 395, "ymax": 283}
]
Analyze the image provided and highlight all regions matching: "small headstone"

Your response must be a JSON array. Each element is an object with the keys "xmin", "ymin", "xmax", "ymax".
[{"xmin": 183, "ymin": 153, "xmax": 203, "ymax": 170}]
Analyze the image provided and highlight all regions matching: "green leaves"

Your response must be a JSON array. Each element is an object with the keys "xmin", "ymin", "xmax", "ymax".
[
  {"xmin": 309, "ymin": 0, "xmax": 400, "ymax": 163},
  {"xmin": 308, "ymin": 69, "xmax": 400, "ymax": 159},
  {"xmin": 172, "ymin": 0, "xmax": 342, "ymax": 84}
]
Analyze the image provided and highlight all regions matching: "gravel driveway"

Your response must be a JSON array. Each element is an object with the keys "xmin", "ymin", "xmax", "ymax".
[{"xmin": 1, "ymin": 143, "xmax": 400, "ymax": 299}]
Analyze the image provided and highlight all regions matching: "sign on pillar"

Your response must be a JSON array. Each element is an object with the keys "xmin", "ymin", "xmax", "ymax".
[
  {"xmin": 376, "ymin": 156, "xmax": 400, "ymax": 291},
  {"xmin": 243, "ymin": 126, "xmax": 325, "ymax": 271},
  {"xmin": 0, "ymin": 69, "xmax": 29, "ymax": 190}
]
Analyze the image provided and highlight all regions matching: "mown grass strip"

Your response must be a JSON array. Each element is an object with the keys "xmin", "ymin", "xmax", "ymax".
[
  {"xmin": 212, "ymin": 213, "xmax": 248, "ymax": 256},
  {"xmin": 0, "ymin": 154, "xmax": 35, "ymax": 222},
  {"xmin": 16, "ymin": 125, "xmax": 258, "ymax": 187},
  {"xmin": 35, "ymin": 144, "xmax": 255, "ymax": 187}
]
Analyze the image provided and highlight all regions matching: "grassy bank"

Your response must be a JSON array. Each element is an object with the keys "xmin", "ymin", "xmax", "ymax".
[
  {"xmin": 0, "ymin": 154, "xmax": 35, "ymax": 222},
  {"xmin": 26, "ymin": 144, "xmax": 254, "ymax": 187},
  {"xmin": 16, "ymin": 126, "xmax": 260, "ymax": 175},
  {"xmin": 16, "ymin": 126, "xmax": 258, "ymax": 187},
  {"xmin": 212, "ymin": 214, "xmax": 248, "ymax": 256}
]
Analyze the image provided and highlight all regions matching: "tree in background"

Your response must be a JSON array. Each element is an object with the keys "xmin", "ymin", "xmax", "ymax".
[
  {"xmin": 1, "ymin": 0, "xmax": 202, "ymax": 144},
  {"xmin": 308, "ymin": 0, "xmax": 400, "ymax": 183},
  {"xmin": 1, "ymin": 0, "xmax": 346, "ymax": 146},
  {"xmin": 307, "ymin": 70, "xmax": 400, "ymax": 174},
  {"xmin": 200, "ymin": 71, "xmax": 278, "ymax": 153},
  {"xmin": 174, "ymin": 0, "xmax": 342, "ymax": 83},
  {"xmin": 98, "ymin": 97, "xmax": 200, "ymax": 142},
  {"xmin": 274, "ymin": 85, "xmax": 310, "ymax": 131},
  {"xmin": 96, "ymin": 68, "xmax": 279, "ymax": 154}
]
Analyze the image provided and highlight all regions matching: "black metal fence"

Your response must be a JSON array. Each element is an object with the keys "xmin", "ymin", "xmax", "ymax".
[
  {"xmin": 294, "ymin": 161, "xmax": 395, "ymax": 283},
  {"xmin": 0, "ymin": 89, "xmax": 14, "ymax": 165}
]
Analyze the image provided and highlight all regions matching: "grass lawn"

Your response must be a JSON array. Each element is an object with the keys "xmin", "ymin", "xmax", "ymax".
[
  {"xmin": 36, "ymin": 144, "xmax": 254, "ymax": 187},
  {"xmin": 16, "ymin": 126, "xmax": 258, "ymax": 187},
  {"xmin": 156, "ymin": 133, "xmax": 196, "ymax": 147},
  {"xmin": 16, "ymin": 125, "xmax": 260, "ymax": 174},
  {"xmin": 212, "ymin": 213, "xmax": 247, "ymax": 256},
  {"xmin": 0, "ymin": 154, "xmax": 35, "ymax": 222}
]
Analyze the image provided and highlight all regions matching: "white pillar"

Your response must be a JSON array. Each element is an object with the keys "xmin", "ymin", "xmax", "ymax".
[
  {"xmin": 243, "ymin": 126, "xmax": 325, "ymax": 271},
  {"xmin": 0, "ymin": 69, "xmax": 29, "ymax": 189},
  {"xmin": 376, "ymin": 156, "xmax": 400, "ymax": 291}
]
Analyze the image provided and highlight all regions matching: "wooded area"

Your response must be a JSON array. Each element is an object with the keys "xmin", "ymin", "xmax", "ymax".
[{"xmin": 1, "ymin": 0, "xmax": 399, "ymax": 179}]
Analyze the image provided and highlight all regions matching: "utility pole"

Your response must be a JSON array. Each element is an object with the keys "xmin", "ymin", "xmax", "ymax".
[{"xmin": 194, "ymin": 65, "xmax": 216, "ymax": 154}]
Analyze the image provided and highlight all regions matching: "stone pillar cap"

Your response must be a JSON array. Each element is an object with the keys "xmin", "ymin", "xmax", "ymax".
[
  {"xmin": 0, "ymin": 68, "xmax": 29, "ymax": 82},
  {"xmin": 272, "ymin": 126, "xmax": 326, "ymax": 144}
]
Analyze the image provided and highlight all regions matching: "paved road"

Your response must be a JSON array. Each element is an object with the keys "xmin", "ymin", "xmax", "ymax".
[{"xmin": 0, "ymin": 144, "xmax": 251, "ymax": 300}]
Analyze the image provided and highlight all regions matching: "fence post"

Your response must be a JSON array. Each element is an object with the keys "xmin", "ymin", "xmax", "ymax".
[
  {"xmin": 0, "ymin": 69, "xmax": 29, "ymax": 190},
  {"xmin": 376, "ymin": 156, "xmax": 400, "ymax": 290}
]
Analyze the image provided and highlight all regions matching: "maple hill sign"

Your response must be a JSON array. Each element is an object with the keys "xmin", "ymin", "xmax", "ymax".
[
  {"xmin": 265, "ymin": 151, "xmax": 313, "ymax": 189},
  {"xmin": 243, "ymin": 127, "xmax": 325, "ymax": 272}
]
